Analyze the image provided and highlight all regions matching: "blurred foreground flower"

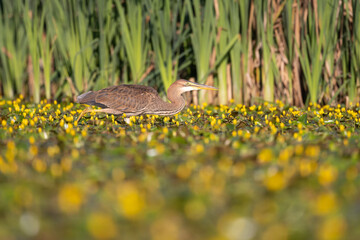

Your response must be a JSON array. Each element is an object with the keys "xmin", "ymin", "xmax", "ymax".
[
  {"xmin": 117, "ymin": 182, "xmax": 146, "ymax": 219},
  {"xmin": 317, "ymin": 215, "xmax": 347, "ymax": 240},
  {"xmin": 263, "ymin": 171, "xmax": 286, "ymax": 191},
  {"xmin": 58, "ymin": 184, "xmax": 84, "ymax": 214},
  {"xmin": 318, "ymin": 164, "xmax": 338, "ymax": 186},
  {"xmin": 257, "ymin": 148, "xmax": 274, "ymax": 164},
  {"xmin": 314, "ymin": 192, "xmax": 338, "ymax": 216},
  {"xmin": 87, "ymin": 212, "xmax": 117, "ymax": 240}
]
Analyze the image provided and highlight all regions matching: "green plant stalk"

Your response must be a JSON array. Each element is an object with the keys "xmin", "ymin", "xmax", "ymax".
[
  {"xmin": 95, "ymin": 0, "xmax": 116, "ymax": 90},
  {"xmin": 350, "ymin": 0, "xmax": 360, "ymax": 102},
  {"xmin": 96, "ymin": 0, "xmax": 109, "ymax": 90},
  {"xmin": 217, "ymin": 0, "xmax": 229, "ymax": 105},
  {"xmin": 318, "ymin": 0, "xmax": 338, "ymax": 101},
  {"xmin": 298, "ymin": 1, "xmax": 335, "ymax": 104},
  {"xmin": 299, "ymin": 35, "xmax": 324, "ymax": 104},
  {"xmin": 342, "ymin": 0, "xmax": 354, "ymax": 102},
  {"xmin": 39, "ymin": 6, "xmax": 53, "ymax": 100},
  {"xmin": 41, "ymin": 35, "xmax": 53, "ymax": 100},
  {"xmin": 200, "ymin": 35, "xmax": 239, "ymax": 86},
  {"xmin": 262, "ymin": 42, "xmax": 275, "ymax": 102},
  {"xmin": 0, "ymin": 0, "xmax": 27, "ymax": 98},
  {"xmin": 149, "ymin": 0, "xmax": 177, "ymax": 91},
  {"xmin": 0, "ymin": 8, "xmax": 14, "ymax": 98},
  {"xmin": 222, "ymin": 0, "xmax": 251, "ymax": 104},
  {"xmin": 186, "ymin": 0, "xmax": 216, "ymax": 104},
  {"xmin": 255, "ymin": 0, "xmax": 276, "ymax": 103},
  {"xmin": 43, "ymin": 0, "xmax": 69, "ymax": 97},
  {"xmin": 283, "ymin": 0, "xmax": 294, "ymax": 102},
  {"xmin": 116, "ymin": 1, "xmax": 148, "ymax": 84},
  {"xmin": 24, "ymin": 1, "xmax": 41, "ymax": 103},
  {"xmin": 47, "ymin": 0, "xmax": 96, "ymax": 94},
  {"xmin": 75, "ymin": 9, "xmax": 94, "ymax": 91},
  {"xmin": 227, "ymin": 0, "xmax": 241, "ymax": 104},
  {"xmin": 238, "ymin": 0, "xmax": 252, "ymax": 104}
]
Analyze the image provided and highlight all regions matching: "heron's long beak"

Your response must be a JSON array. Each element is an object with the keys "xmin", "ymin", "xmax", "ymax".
[{"xmin": 188, "ymin": 82, "xmax": 218, "ymax": 91}]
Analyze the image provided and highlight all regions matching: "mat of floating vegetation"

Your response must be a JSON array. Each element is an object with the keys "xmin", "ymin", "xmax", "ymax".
[{"xmin": 1, "ymin": 97, "xmax": 359, "ymax": 239}]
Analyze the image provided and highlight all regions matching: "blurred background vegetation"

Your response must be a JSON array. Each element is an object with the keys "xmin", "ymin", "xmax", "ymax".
[{"xmin": 0, "ymin": 0, "xmax": 359, "ymax": 106}]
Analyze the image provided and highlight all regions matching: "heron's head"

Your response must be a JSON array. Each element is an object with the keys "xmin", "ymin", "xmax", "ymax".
[{"xmin": 173, "ymin": 79, "xmax": 218, "ymax": 93}]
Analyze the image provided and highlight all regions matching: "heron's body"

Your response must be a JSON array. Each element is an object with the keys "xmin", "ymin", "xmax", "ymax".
[{"xmin": 76, "ymin": 79, "xmax": 217, "ymax": 123}]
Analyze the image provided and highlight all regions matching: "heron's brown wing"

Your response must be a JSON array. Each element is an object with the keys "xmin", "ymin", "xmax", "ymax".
[{"xmin": 94, "ymin": 85, "xmax": 158, "ymax": 114}]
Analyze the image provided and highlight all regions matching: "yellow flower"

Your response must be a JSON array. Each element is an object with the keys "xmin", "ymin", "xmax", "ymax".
[
  {"xmin": 32, "ymin": 158, "xmax": 47, "ymax": 173},
  {"xmin": 156, "ymin": 144, "xmax": 165, "ymax": 154},
  {"xmin": 138, "ymin": 133, "xmax": 147, "ymax": 142},
  {"xmin": 58, "ymin": 184, "xmax": 84, "ymax": 214},
  {"xmin": 305, "ymin": 145, "xmax": 320, "ymax": 158},
  {"xmin": 71, "ymin": 149, "xmax": 80, "ymax": 159},
  {"xmin": 177, "ymin": 164, "xmax": 192, "ymax": 180},
  {"xmin": 61, "ymin": 157, "xmax": 72, "ymax": 172},
  {"xmin": 81, "ymin": 129, "xmax": 87, "ymax": 137},
  {"xmin": 314, "ymin": 192, "xmax": 338, "ymax": 216},
  {"xmin": 294, "ymin": 145, "xmax": 304, "ymax": 155},
  {"xmin": 193, "ymin": 144, "xmax": 204, "ymax": 154},
  {"xmin": 29, "ymin": 136, "xmax": 35, "ymax": 144},
  {"xmin": 258, "ymin": 148, "xmax": 274, "ymax": 164},
  {"xmin": 30, "ymin": 145, "xmax": 38, "ymax": 156},
  {"xmin": 117, "ymin": 182, "xmax": 145, "ymax": 219},
  {"xmin": 87, "ymin": 212, "xmax": 117, "ymax": 240},
  {"xmin": 318, "ymin": 164, "xmax": 338, "ymax": 186},
  {"xmin": 162, "ymin": 127, "xmax": 169, "ymax": 134},
  {"xmin": 6, "ymin": 141, "xmax": 16, "ymax": 162},
  {"xmin": 339, "ymin": 125, "xmax": 345, "ymax": 132},
  {"xmin": 317, "ymin": 216, "xmax": 347, "ymax": 240},
  {"xmin": 278, "ymin": 147, "xmax": 292, "ymax": 165},
  {"xmin": 263, "ymin": 171, "xmax": 286, "ymax": 191},
  {"xmin": 51, "ymin": 163, "xmax": 63, "ymax": 177},
  {"xmin": 299, "ymin": 159, "xmax": 317, "ymax": 177},
  {"xmin": 47, "ymin": 145, "xmax": 60, "ymax": 157}
]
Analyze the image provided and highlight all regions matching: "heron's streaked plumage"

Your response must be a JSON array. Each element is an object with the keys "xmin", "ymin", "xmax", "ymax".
[{"xmin": 75, "ymin": 79, "xmax": 217, "ymax": 123}]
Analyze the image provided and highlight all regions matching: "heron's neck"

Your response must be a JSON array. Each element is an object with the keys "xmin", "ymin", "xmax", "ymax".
[
  {"xmin": 155, "ymin": 94, "xmax": 185, "ymax": 116},
  {"xmin": 152, "ymin": 85, "xmax": 186, "ymax": 116}
]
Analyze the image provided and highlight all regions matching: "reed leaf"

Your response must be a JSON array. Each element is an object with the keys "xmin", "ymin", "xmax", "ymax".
[
  {"xmin": 254, "ymin": 0, "xmax": 278, "ymax": 103},
  {"xmin": 147, "ymin": 0, "xmax": 188, "ymax": 92},
  {"xmin": 115, "ymin": 0, "xmax": 149, "ymax": 84},
  {"xmin": 0, "ymin": 0, "xmax": 27, "ymax": 98},
  {"xmin": 350, "ymin": 0, "xmax": 360, "ymax": 102},
  {"xmin": 23, "ymin": 0, "xmax": 42, "ymax": 103},
  {"xmin": 216, "ymin": 0, "xmax": 229, "ymax": 105},
  {"xmin": 186, "ymin": 0, "xmax": 216, "ymax": 103}
]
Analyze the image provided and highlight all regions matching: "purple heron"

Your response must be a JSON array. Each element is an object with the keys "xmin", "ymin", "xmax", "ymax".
[{"xmin": 75, "ymin": 79, "xmax": 218, "ymax": 123}]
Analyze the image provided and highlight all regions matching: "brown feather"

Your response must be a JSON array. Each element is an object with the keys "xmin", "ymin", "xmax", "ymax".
[
  {"xmin": 77, "ymin": 85, "xmax": 160, "ymax": 115},
  {"xmin": 76, "ymin": 80, "xmax": 217, "ymax": 120}
]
